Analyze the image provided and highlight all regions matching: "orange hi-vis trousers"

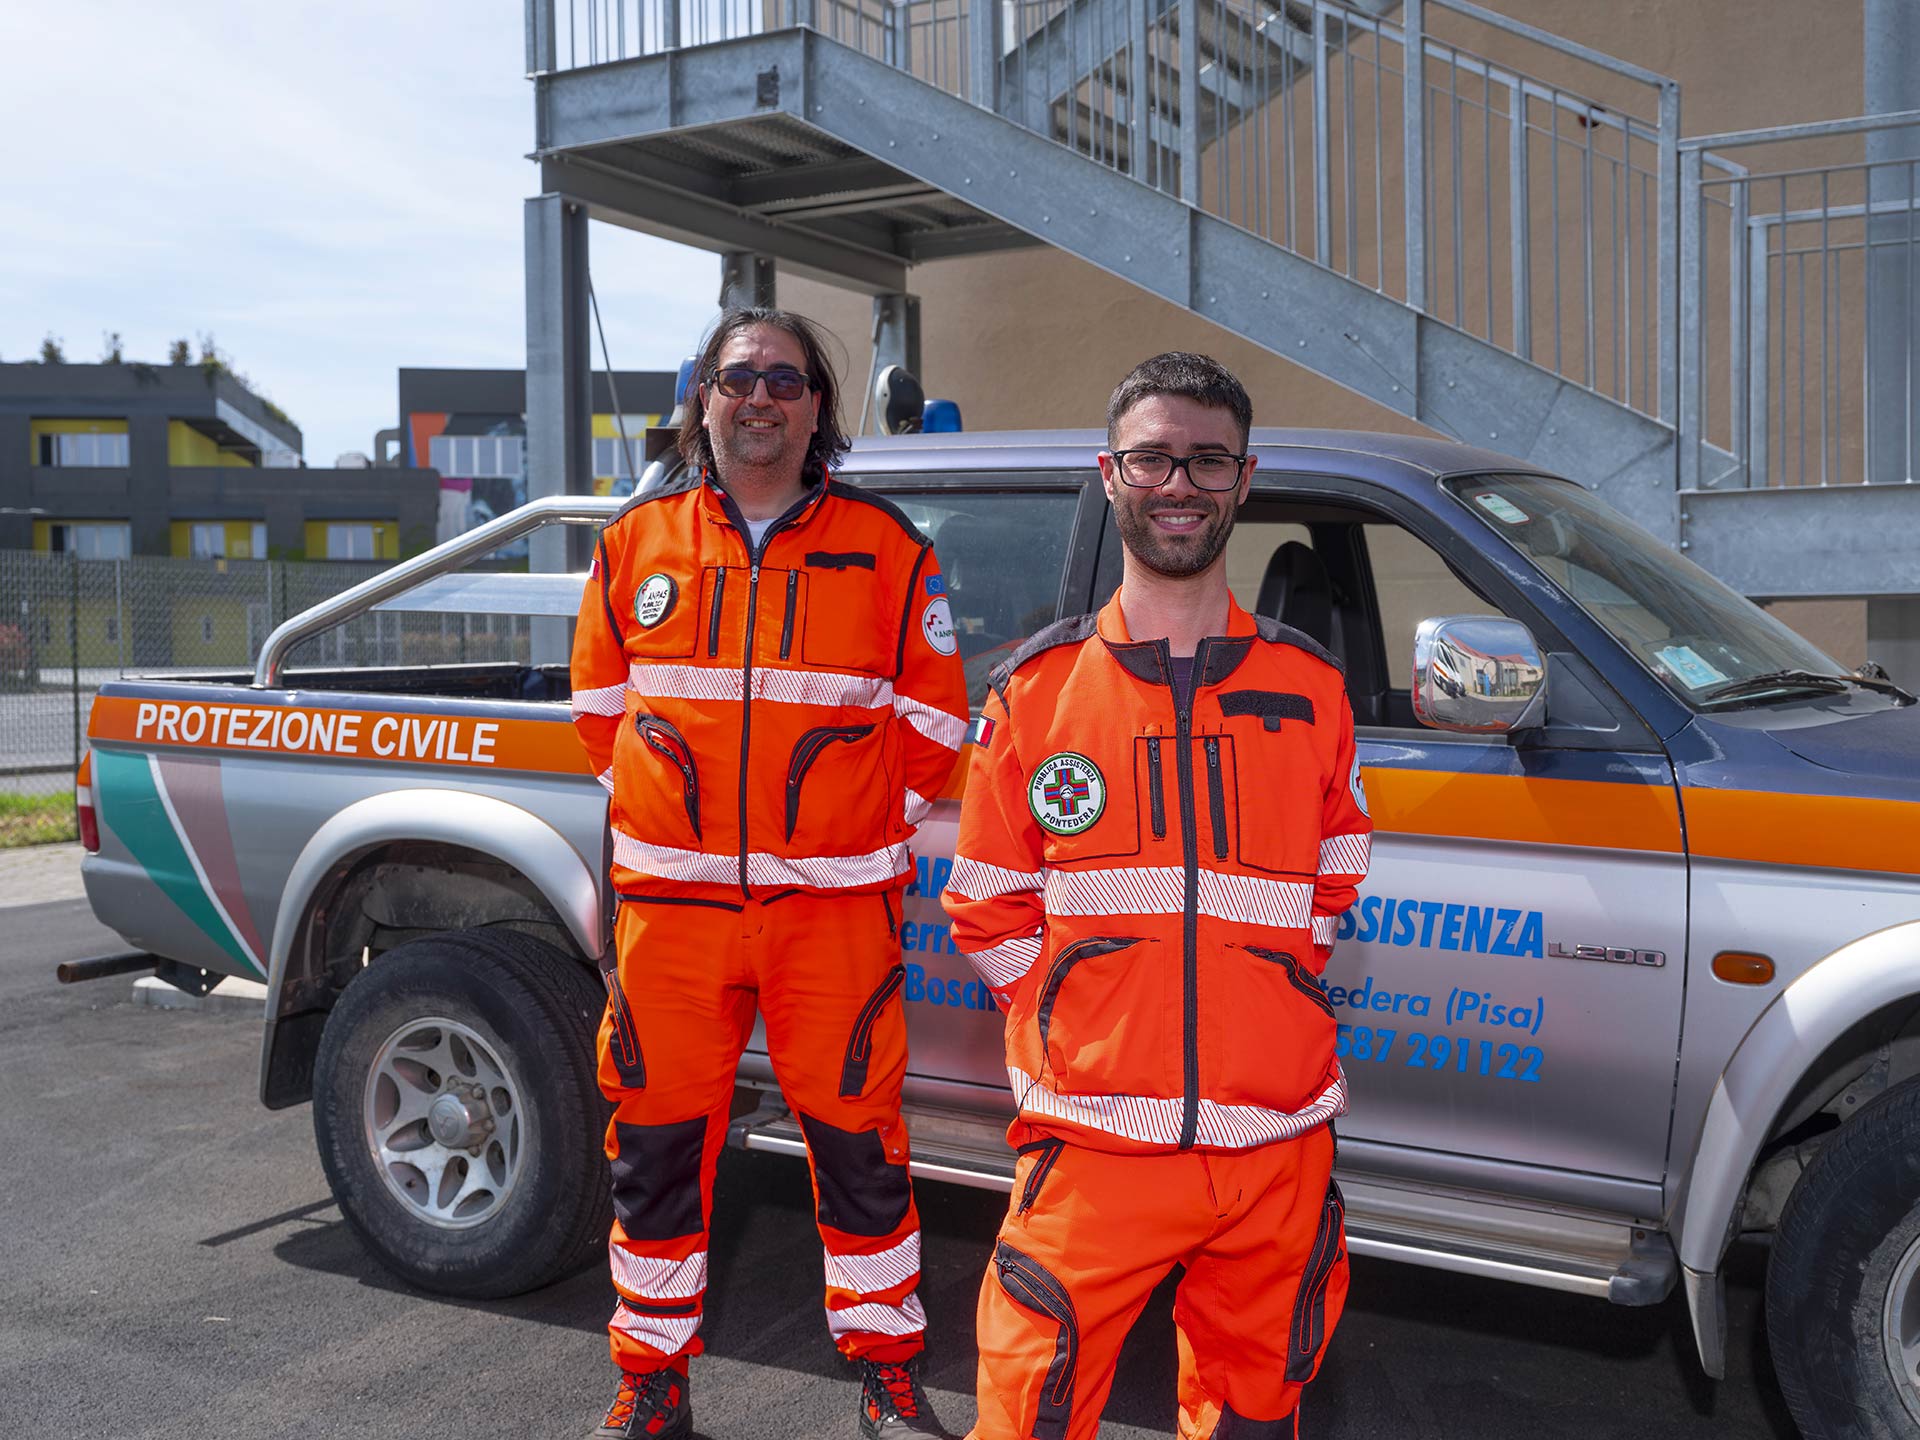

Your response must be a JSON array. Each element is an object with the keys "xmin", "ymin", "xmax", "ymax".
[
  {"xmin": 598, "ymin": 888, "xmax": 926, "ymax": 1371},
  {"xmin": 971, "ymin": 1126, "xmax": 1346, "ymax": 1440}
]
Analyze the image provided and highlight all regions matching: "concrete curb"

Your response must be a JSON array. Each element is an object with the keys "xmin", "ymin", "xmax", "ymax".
[{"xmin": 131, "ymin": 975, "xmax": 269, "ymax": 1015}]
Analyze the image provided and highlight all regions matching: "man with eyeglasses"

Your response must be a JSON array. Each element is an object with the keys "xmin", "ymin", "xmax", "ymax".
[
  {"xmin": 570, "ymin": 307, "xmax": 968, "ymax": 1439},
  {"xmin": 943, "ymin": 352, "xmax": 1371, "ymax": 1439}
]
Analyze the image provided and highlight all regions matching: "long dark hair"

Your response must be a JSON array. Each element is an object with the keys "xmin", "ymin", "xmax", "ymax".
[{"xmin": 677, "ymin": 307, "xmax": 850, "ymax": 484}]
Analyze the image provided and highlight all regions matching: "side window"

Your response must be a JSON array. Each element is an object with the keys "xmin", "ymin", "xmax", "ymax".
[
  {"xmin": 1361, "ymin": 521, "xmax": 1516, "ymax": 727},
  {"xmin": 881, "ymin": 490, "xmax": 1079, "ymax": 710}
]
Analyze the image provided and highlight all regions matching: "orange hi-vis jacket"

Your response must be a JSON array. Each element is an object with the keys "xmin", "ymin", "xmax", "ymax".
[
  {"xmin": 943, "ymin": 592, "xmax": 1373, "ymax": 1155},
  {"xmin": 571, "ymin": 471, "xmax": 970, "ymax": 903}
]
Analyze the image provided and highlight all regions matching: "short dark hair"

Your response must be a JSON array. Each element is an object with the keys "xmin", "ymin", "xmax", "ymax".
[
  {"xmin": 1105, "ymin": 352, "xmax": 1253, "ymax": 450},
  {"xmin": 677, "ymin": 307, "xmax": 851, "ymax": 484}
]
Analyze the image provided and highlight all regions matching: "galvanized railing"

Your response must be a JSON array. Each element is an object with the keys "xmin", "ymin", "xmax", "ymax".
[
  {"xmin": 532, "ymin": 0, "xmax": 1684, "ymax": 423},
  {"xmin": 1681, "ymin": 110, "xmax": 1920, "ymax": 490}
]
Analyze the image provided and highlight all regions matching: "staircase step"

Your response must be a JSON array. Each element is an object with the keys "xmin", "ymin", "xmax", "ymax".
[{"xmin": 726, "ymin": 1101, "xmax": 1676, "ymax": 1305}]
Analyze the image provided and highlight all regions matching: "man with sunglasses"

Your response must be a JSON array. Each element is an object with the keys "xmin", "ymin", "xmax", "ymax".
[
  {"xmin": 943, "ymin": 352, "xmax": 1371, "ymax": 1439},
  {"xmin": 570, "ymin": 308, "xmax": 968, "ymax": 1439}
]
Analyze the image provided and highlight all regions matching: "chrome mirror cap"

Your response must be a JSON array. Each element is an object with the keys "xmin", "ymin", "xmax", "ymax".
[{"xmin": 1412, "ymin": 615, "xmax": 1547, "ymax": 733}]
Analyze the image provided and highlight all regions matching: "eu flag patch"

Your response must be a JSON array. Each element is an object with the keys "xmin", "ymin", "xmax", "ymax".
[{"xmin": 925, "ymin": 575, "xmax": 946, "ymax": 595}]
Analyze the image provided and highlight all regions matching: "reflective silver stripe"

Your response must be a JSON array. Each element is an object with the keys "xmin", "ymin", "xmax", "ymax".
[
  {"xmin": 823, "ymin": 1233, "xmax": 921, "ymax": 1295},
  {"xmin": 1044, "ymin": 866, "xmax": 1314, "ymax": 929},
  {"xmin": 596, "ymin": 766, "xmax": 616, "ymax": 795},
  {"xmin": 1318, "ymin": 832, "xmax": 1371, "ymax": 877},
  {"xmin": 903, "ymin": 787, "xmax": 933, "ymax": 828},
  {"xmin": 629, "ymin": 661, "xmax": 891, "ymax": 709},
  {"xmin": 571, "ymin": 682, "xmax": 628, "ymax": 717},
  {"xmin": 609, "ymin": 1302, "xmax": 700, "ymax": 1354},
  {"xmin": 964, "ymin": 931, "xmax": 1044, "ymax": 990},
  {"xmin": 1312, "ymin": 915, "xmax": 1338, "ymax": 947},
  {"xmin": 610, "ymin": 1246, "xmax": 708, "ymax": 1300},
  {"xmin": 949, "ymin": 856, "xmax": 1046, "ymax": 900},
  {"xmin": 1006, "ymin": 1066, "xmax": 1348, "ymax": 1149},
  {"xmin": 612, "ymin": 829, "xmax": 908, "ymax": 891},
  {"xmin": 894, "ymin": 693, "xmax": 966, "ymax": 751},
  {"xmin": 825, "ymin": 1293, "xmax": 928, "ymax": 1340}
]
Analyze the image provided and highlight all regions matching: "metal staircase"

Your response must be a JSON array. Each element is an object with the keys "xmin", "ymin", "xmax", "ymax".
[{"xmin": 523, "ymin": 0, "xmax": 1920, "ymax": 598}]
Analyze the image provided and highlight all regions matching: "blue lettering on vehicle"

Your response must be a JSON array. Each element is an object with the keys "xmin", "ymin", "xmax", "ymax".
[
  {"xmin": 904, "ymin": 856, "xmax": 953, "ymax": 897},
  {"xmin": 1337, "ymin": 894, "xmax": 1544, "ymax": 959},
  {"xmin": 902, "ymin": 961, "xmax": 1000, "ymax": 1013}
]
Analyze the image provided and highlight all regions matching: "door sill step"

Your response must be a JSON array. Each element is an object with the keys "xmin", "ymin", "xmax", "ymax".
[{"xmin": 726, "ymin": 1102, "xmax": 1676, "ymax": 1305}]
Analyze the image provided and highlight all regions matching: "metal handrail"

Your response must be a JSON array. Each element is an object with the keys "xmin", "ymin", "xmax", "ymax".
[
  {"xmin": 1679, "ymin": 108, "xmax": 1920, "ymax": 154},
  {"xmin": 252, "ymin": 495, "xmax": 623, "ymax": 688}
]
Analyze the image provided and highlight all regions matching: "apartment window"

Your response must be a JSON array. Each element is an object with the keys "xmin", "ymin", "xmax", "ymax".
[
  {"xmin": 104, "ymin": 615, "xmax": 119, "ymax": 646},
  {"xmin": 189, "ymin": 524, "xmax": 226, "ymax": 560},
  {"xmin": 48, "ymin": 523, "xmax": 131, "ymax": 559},
  {"xmin": 250, "ymin": 523, "xmax": 267, "ymax": 559},
  {"xmin": 326, "ymin": 524, "xmax": 377, "ymax": 560},
  {"xmin": 429, "ymin": 434, "xmax": 523, "ymax": 479},
  {"xmin": 38, "ymin": 432, "xmax": 130, "ymax": 467}
]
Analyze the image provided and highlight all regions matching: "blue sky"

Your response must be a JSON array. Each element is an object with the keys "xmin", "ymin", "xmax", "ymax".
[{"xmin": 2, "ymin": 0, "xmax": 721, "ymax": 461}]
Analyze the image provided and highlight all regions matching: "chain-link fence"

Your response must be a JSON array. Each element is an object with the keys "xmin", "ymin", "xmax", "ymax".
[{"xmin": 0, "ymin": 550, "xmax": 532, "ymax": 846}]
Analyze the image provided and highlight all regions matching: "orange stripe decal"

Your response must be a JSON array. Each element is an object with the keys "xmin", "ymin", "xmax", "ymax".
[
  {"xmin": 1366, "ymin": 767, "xmax": 1684, "ymax": 853},
  {"xmin": 1685, "ymin": 788, "xmax": 1920, "ymax": 876},
  {"xmin": 88, "ymin": 696, "xmax": 592, "ymax": 777}
]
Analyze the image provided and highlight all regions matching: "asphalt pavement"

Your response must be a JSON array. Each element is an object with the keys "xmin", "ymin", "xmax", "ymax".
[{"xmin": 0, "ymin": 884, "xmax": 1800, "ymax": 1440}]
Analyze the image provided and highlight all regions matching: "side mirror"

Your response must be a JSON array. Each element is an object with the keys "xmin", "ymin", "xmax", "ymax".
[
  {"xmin": 1412, "ymin": 615, "xmax": 1547, "ymax": 733},
  {"xmin": 875, "ymin": 365, "xmax": 926, "ymax": 435}
]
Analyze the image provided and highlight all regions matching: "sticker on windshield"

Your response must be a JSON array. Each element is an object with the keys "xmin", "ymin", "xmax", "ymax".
[
  {"xmin": 1474, "ymin": 493, "xmax": 1530, "ymax": 524},
  {"xmin": 1654, "ymin": 645, "xmax": 1729, "ymax": 690}
]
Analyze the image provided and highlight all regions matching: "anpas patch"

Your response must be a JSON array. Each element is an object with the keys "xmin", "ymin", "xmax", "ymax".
[
  {"xmin": 921, "ymin": 596, "xmax": 958, "ymax": 656},
  {"xmin": 634, "ymin": 573, "xmax": 678, "ymax": 629},
  {"xmin": 1029, "ymin": 752, "xmax": 1106, "ymax": 835},
  {"xmin": 1350, "ymin": 754, "xmax": 1370, "ymax": 816}
]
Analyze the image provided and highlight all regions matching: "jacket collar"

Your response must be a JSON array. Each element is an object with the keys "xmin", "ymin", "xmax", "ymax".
[
  {"xmin": 699, "ymin": 468, "xmax": 828, "ymax": 536},
  {"xmin": 1095, "ymin": 589, "xmax": 1258, "ymax": 689}
]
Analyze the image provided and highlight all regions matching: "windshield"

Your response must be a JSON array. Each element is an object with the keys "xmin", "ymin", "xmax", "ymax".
[{"xmin": 1443, "ymin": 474, "xmax": 1846, "ymax": 706}]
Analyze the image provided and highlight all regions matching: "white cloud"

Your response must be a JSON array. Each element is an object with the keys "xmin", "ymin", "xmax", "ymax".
[{"xmin": 0, "ymin": 0, "xmax": 723, "ymax": 460}]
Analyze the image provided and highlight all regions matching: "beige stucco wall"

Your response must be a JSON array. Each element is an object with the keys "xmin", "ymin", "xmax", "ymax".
[{"xmin": 781, "ymin": 0, "xmax": 1865, "ymax": 442}]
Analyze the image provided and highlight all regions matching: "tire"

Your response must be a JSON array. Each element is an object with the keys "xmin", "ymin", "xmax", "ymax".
[
  {"xmin": 1768, "ymin": 1077, "xmax": 1920, "ymax": 1439},
  {"xmin": 312, "ymin": 927, "xmax": 613, "ymax": 1299}
]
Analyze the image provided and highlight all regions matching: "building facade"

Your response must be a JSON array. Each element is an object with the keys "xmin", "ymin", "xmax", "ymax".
[{"xmin": 0, "ymin": 362, "xmax": 438, "ymax": 562}]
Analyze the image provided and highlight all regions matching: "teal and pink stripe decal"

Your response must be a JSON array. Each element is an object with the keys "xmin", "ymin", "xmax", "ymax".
[{"xmin": 92, "ymin": 748, "xmax": 267, "ymax": 978}]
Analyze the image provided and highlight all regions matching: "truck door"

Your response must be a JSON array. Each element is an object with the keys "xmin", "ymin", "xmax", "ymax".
[{"xmin": 1159, "ymin": 482, "xmax": 1688, "ymax": 1195}]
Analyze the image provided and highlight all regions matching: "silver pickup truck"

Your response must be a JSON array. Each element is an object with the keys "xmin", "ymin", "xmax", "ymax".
[{"xmin": 79, "ymin": 430, "xmax": 1920, "ymax": 1439}]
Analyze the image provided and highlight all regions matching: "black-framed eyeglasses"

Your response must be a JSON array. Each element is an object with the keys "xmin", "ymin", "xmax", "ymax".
[
  {"xmin": 709, "ymin": 366, "xmax": 814, "ymax": 402},
  {"xmin": 1107, "ymin": 449, "xmax": 1248, "ymax": 491}
]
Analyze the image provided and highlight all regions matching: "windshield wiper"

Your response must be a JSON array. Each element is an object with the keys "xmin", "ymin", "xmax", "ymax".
[{"xmin": 1698, "ymin": 668, "xmax": 1864, "ymax": 707}]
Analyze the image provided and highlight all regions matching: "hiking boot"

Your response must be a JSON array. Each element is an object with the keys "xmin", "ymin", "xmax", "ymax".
[
  {"xmin": 591, "ymin": 1364, "xmax": 692, "ymax": 1439},
  {"xmin": 857, "ymin": 1358, "xmax": 953, "ymax": 1439}
]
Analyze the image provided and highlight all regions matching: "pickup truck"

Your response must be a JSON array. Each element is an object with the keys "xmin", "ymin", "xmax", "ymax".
[{"xmin": 78, "ymin": 429, "xmax": 1920, "ymax": 1440}]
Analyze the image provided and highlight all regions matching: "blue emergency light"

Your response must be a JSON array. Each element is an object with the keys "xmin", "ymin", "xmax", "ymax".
[{"xmin": 922, "ymin": 399, "xmax": 963, "ymax": 432}]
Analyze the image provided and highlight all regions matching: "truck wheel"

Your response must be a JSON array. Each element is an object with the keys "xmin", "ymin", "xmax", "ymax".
[
  {"xmin": 312, "ymin": 927, "xmax": 612, "ymax": 1299},
  {"xmin": 1768, "ymin": 1077, "xmax": 1920, "ymax": 1439}
]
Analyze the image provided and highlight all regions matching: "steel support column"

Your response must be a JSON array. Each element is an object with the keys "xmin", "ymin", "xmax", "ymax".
[
  {"xmin": 873, "ymin": 293, "xmax": 922, "ymax": 378},
  {"xmin": 1401, "ymin": 0, "xmax": 1426, "ymax": 312},
  {"xmin": 1865, "ymin": 0, "xmax": 1919, "ymax": 486},
  {"xmin": 720, "ymin": 252, "xmax": 777, "ymax": 309},
  {"xmin": 524, "ymin": 194, "xmax": 593, "ymax": 664}
]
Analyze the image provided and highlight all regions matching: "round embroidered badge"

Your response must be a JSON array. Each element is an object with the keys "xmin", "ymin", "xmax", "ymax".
[
  {"xmin": 1028, "ymin": 752, "xmax": 1107, "ymax": 835},
  {"xmin": 634, "ymin": 573, "xmax": 677, "ymax": 629},
  {"xmin": 921, "ymin": 596, "xmax": 957, "ymax": 656},
  {"xmin": 1350, "ymin": 754, "xmax": 1370, "ymax": 816}
]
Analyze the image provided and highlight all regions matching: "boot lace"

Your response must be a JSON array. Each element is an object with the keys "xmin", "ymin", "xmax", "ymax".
[
  {"xmin": 605, "ymin": 1368, "xmax": 682, "ymax": 1435},
  {"xmin": 866, "ymin": 1362, "xmax": 922, "ymax": 1420}
]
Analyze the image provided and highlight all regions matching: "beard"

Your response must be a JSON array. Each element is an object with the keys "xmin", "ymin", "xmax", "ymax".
[{"xmin": 1112, "ymin": 492, "xmax": 1239, "ymax": 578}]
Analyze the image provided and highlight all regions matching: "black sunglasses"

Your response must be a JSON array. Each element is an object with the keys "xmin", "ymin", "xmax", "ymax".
[
  {"xmin": 1107, "ymin": 448, "xmax": 1249, "ymax": 491},
  {"xmin": 708, "ymin": 366, "xmax": 814, "ymax": 402}
]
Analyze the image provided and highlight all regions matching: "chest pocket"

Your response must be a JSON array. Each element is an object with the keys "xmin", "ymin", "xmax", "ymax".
[
  {"xmin": 1206, "ymin": 691, "xmax": 1328, "ymax": 877},
  {"xmin": 618, "ymin": 567, "xmax": 699, "ymax": 660},
  {"xmin": 800, "ymin": 552, "xmax": 894, "ymax": 675},
  {"xmin": 1030, "ymin": 738, "xmax": 1154, "ymax": 867}
]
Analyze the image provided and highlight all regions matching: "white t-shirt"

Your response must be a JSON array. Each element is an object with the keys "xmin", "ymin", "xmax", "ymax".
[{"xmin": 744, "ymin": 516, "xmax": 776, "ymax": 547}]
